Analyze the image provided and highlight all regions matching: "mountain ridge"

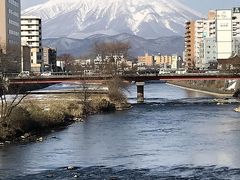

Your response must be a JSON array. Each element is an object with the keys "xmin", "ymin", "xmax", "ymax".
[{"xmin": 43, "ymin": 33, "xmax": 184, "ymax": 57}]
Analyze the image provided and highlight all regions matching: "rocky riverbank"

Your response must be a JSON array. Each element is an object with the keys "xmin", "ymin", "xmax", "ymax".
[
  {"xmin": 0, "ymin": 93, "xmax": 131, "ymax": 144},
  {"xmin": 8, "ymin": 166, "xmax": 240, "ymax": 180}
]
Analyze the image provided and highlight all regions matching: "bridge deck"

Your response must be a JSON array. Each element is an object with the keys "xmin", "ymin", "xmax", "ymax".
[{"xmin": 8, "ymin": 73, "xmax": 240, "ymax": 84}]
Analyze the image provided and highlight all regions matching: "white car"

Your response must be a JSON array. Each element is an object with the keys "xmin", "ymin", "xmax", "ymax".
[
  {"xmin": 41, "ymin": 72, "xmax": 52, "ymax": 76},
  {"xmin": 18, "ymin": 71, "xmax": 30, "ymax": 77}
]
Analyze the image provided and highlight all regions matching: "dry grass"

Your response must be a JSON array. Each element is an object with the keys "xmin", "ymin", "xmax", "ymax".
[{"xmin": 0, "ymin": 94, "xmax": 118, "ymax": 141}]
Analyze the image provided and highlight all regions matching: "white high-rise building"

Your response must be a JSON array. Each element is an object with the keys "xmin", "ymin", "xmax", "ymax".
[
  {"xmin": 232, "ymin": 7, "xmax": 240, "ymax": 55},
  {"xmin": 233, "ymin": 7, "xmax": 240, "ymax": 38},
  {"xmin": 216, "ymin": 10, "xmax": 233, "ymax": 59},
  {"xmin": 194, "ymin": 18, "xmax": 217, "ymax": 68},
  {"xmin": 0, "ymin": 0, "xmax": 21, "ymax": 72},
  {"xmin": 21, "ymin": 16, "xmax": 42, "ymax": 72}
]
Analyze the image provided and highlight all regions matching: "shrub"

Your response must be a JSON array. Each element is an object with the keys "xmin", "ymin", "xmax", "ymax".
[{"xmin": 107, "ymin": 77, "xmax": 128, "ymax": 102}]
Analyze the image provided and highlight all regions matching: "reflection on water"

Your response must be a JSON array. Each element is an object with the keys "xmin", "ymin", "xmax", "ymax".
[{"xmin": 0, "ymin": 83, "xmax": 240, "ymax": 179}]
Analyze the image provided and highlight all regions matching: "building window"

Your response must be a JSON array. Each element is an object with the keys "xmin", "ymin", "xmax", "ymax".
[
  {"xmin": 9, "ymin": 29, "xmax": 19, "ymax": 36},
  {"xmin": 8, "ymin": 0, "xmax": 19, "ymax": 7},
  {"xmin": 8, "ymin": 9, "xmax": 19, "ymax": 18},
  {"xmin": 9, "ymin": 19, "xmax": 19, "ymax": 27}
]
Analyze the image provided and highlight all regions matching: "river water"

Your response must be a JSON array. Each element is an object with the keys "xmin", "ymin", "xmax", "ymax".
[{"xmin": 0, "ymin": 83, "xmax": 240, "ymax": 179}]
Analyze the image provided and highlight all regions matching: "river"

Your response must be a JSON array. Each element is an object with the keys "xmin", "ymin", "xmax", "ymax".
[{"xmin": 0, "ymin": 83, "xmax": 240, "ymax": 179}]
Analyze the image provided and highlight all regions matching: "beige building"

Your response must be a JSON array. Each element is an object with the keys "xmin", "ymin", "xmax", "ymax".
[
  {"xmin": 21, "ymin": 16, "xmax": 42, "ymax": 72},
  {"xmin": 185, "ymin": 21, "xmax": 195, "ymax": 69},
  {"xmin": 138, "ymin": 53, "xmax": 154, "ymax": 66},
  {"xmin": 154, "ymin": 55, "xmax": 174, "ymax": 68},
  {"xmin": 208, "ymin": 10, "xmax": 217, "ymax": 20},
  {"xmin": 43, "ymin": 47, "xmax": 57, "ymax": 71},
  {"xmin": 0, "ymin": 0, "xmax": 21, "ymax": 72}
]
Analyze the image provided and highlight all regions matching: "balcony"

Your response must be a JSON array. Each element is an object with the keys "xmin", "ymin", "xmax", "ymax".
[{"xmin": 21, "ymin": 31, "xmax": 40, "ymax": 36}]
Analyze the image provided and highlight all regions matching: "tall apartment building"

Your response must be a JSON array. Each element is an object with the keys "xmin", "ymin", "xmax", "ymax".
[
  {"xmin": 216, "ymin": 10, "xmax": 233, "ymax": 59},
  {"xmin": 0, "ymin": 0, "xmax": 21, "ymax": 72},
  {"xmin": 184, "ymin": 21, "xmax": 195, "ymax": 69},
  {"xmin": 184, "ymin": 8, "xmax": 240, "ymax": 69},
  {"xmin": 232, "ymin": 7, "xmax": 240, "ymax": 55},
  {"xmin": 233, "ymin": 7, "xmax": 240, "ymax": 38},
  {"xmin": 21, "ymin": 16, "xmax": 43, "ymax": 72},
  {"xmin": 194, "ymin": 20, "xmax": 205, "ymax": 68}
]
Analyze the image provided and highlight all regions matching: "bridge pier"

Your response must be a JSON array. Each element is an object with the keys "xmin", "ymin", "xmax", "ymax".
[{"xmin": 136, "ymin": 82, "xmax": 145, "ymax": 103}]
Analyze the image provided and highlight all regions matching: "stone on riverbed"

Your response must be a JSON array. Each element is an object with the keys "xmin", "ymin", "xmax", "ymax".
[
  {"xmin": 234, "ymin": 106, "xmax": 240, "ymax": 112},
  {"xmin": 67, "ymin": 166, "xmax": 77, "ymax": 170},
  {"xmin": 37, "ymin": 137, "xmax": 43, "ymax": 142}
]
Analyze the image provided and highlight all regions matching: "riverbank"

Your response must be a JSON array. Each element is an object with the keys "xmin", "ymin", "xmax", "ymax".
[
  {"xmin": 167, "ymin": 81, "xmax": 240, "ymax": 112},
  {"xmin": 0, "ymin": 92, "xmax": 131, "ymax": 144},
  {"xmin": 167, "ymin": 83, "xmax": 233, "ymax": 97},
  {"xmin": 167, "ymin": 80, "xmax": 234, "ymax": 97}
]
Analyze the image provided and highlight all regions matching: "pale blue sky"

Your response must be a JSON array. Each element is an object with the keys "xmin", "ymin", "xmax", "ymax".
[{"xmin": 21, "ymin": 0, "xmax": 240, "ymax": 15}]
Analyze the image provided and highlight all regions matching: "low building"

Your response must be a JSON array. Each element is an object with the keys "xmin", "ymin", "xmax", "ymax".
[
  {"xmin": 203, "ymin": 37, "xmax": 217, "ymax": 68},
  {"xmin": 233, "ymin": 37, "xmax": 240, "ymax": 55},
  {"xmin": 218, "ymin": 54, "xmax": 240, "ymax": 71},
  {"xmin": 138, "ymin": 53, "xmax": 154, "ymax": 66},
  {"xmin": 42, "ymin": 47, "xmax": 57, "ymax": 71},
  {"xmin": 154, "ymin": 54, "xmax": 172, "ymax": 68},
  {"xmin": 21, "ymin": 44, "xmax": 31, "ymax": 72}
]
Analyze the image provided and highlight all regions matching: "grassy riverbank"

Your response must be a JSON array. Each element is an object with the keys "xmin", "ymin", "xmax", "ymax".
[{"xmin": 0, "ymin": 92, "xmax": 131, "ymax": 143}]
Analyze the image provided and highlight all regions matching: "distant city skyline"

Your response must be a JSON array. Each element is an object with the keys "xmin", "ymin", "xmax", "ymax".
[{"xmin": 21, "ymin": 0, "xmax": 240, "ymax": 16}]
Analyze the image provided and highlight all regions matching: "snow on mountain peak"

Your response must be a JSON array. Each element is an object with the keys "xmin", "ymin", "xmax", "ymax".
[{"xmin": 22, "ymin": 0, "xmax": 201, "ymax": 39}]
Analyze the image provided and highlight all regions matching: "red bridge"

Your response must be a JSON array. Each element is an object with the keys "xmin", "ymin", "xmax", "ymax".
[{"xmin": 9, "ymin": 73, "xmax": 240, "ymax": 85}]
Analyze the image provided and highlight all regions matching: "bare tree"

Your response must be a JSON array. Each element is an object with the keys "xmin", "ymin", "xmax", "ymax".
[
  {"xmin": 0, "ymin": 74, "xmax": 28, "ymax": 134},
  {"xmin": 57, "ymin": 54, "xmax": 75, "ymax": 73},
  {"xmin": 0, "ymin": 43, "xmax": 29, "ymax": 139},
  {"xmin": 93, "ymin": 42, "xmax": 131, "ymax": 75}
]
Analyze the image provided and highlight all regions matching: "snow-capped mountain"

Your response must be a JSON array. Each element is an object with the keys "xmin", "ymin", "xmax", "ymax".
[{"xmin": 23, "ymin": 0, "xmax": 201, "ymax": 39}]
